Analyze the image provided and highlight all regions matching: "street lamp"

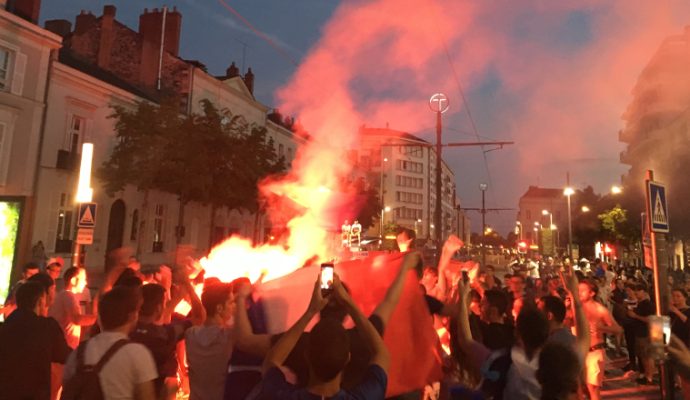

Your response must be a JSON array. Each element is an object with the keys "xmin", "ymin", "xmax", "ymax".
[
  {"xmin": 516, "ymin": 221, "xmax": 522, "ymax": 240},
  {"xmin": 564, "ymin": 187, "xmax": 575, "ymax": 262},
  {"xmin": 479, "ymin": 183, "xmax": 488, "ymax": 266},
  {"xmin": 581, "ymin": 205, "xmax": 590, "ymax": 213},
  {"xmin": 414, "ymin": 218, "xmax": 422, "ymax": 236},
  {"xmin": 611, "ymin": 185, "xmax": 622, "ymax": 195},
  {"xmin": 379, "ymin": 206, "xmax": 391, "ymax": 237}
]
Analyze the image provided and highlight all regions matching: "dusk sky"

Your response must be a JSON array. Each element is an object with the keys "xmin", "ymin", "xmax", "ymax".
[{"xmin": 42, "ymin": 1, "xmax": 690, "ymax": 235}]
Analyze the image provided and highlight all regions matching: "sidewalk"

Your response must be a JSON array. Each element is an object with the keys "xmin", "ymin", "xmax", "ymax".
[{"xmin": 601, "ymin": 353, "xmax": 678, "ymax": 400}]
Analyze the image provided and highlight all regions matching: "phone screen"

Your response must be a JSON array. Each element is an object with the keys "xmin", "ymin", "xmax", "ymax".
[{"xmin": 321, "ymin": 263, "xmax": 334, "ymax": 290}]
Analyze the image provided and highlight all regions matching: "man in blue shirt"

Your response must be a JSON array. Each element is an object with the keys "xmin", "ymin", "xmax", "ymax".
[{"xmin": 257, "ymin": 273, "xmax": 389, "ymax": 400}]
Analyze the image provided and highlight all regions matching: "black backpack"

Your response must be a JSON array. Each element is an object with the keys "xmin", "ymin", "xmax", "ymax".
[{"xmin": 61, "ymin": 339, "xmax": 130, "ymax": 400}]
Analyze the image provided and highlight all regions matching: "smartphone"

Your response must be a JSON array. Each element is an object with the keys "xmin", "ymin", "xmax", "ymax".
[
  {"xmin": 461, "ymin": 270, "xmax": 469, "ymax": 284},
  {"xmin": 321, "ymin": 263, "xmax": 334, "ymax": 295}
]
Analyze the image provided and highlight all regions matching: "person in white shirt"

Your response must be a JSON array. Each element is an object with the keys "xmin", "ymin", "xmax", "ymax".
[
  {"xmin": 63, "ymin": 286, "xmax": 157, "ymax": 400},
  {"xmin": 49, "ymin": 267, "xmax": 97, "ymax": 399},
  {"xmin": 185, "ymin": 282, "xmax": 234, "ymax": 400}
]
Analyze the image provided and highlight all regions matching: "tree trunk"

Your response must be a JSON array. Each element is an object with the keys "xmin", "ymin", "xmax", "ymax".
[
  {"xmin": 253, "ymin": 210, "xmax": 262, "ymax": 245},
  {"xmin": 176, "ymin": 196, "xmax": 186, "ymax": 245},
  {"xmin": 208, "ymin": 203, "xmax": 216, "ymax": 249},
  {"xmin": 135, "ymin": 189, "xmax": 150, "ymax": 257}
]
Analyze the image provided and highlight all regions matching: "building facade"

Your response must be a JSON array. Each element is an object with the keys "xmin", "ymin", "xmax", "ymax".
[
  {"xmin": 354, "ymin": 127, "xmax": 465, "ymax": 242},
  {"xmin": 517, "ymin": 186, "xmax": 568, "ymax": 253},
  {"xmin": 25, "ymin": 4, "xmax": 303, "ymax": 276},
  {"xmin": 0, "ymin": 0, "xmax": 61, "ymax": 300}
]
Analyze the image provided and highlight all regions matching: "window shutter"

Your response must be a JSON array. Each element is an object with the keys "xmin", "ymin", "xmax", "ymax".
[{"xmin": 10, "ymin": 52, "xmax": 26, "ymax": 96}]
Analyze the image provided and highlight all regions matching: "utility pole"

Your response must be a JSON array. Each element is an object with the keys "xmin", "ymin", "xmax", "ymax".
[{"xmin": 459, "ymin": 183, "xmax": 513, "ymax": 267}]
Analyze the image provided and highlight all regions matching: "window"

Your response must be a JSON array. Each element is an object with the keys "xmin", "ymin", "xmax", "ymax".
[
  {"xmin": 0, "ymin": 48, "xmax": 10, "ymax": 90},
  {"xmin": 278, "ymin": 143, "xmax": 284, "ymax": 158},
  {"xmin": 55, "ymin": 193, "xmax": 73, "ymax": 253},
  {"xmin": 153, "ymin": 204, "xmax": 164, "ymax": 252},
  {"xmin": 396, "ymin": 160, "xmax": 423, "ymax": 174},
  {"xmin": 130, "ymin": 210, "xmax": 139, "ymax": 241},
  {"xmin": 68, "ymin": 115, "xmax": 86, "ymax": 153},
  {"xmin": 287, "ymin": 147, "xmax": 293, "ymax": 161}
]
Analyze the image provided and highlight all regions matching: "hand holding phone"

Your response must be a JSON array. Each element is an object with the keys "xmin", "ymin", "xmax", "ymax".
[{"xmin": 321, "ymin": 263, "xmax": 334, "ymax": 296}]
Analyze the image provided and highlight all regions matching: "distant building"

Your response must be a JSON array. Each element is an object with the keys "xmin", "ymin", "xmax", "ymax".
[
  {"xmin": 352, "ymin": 127, "xmax": 466, "ymax": 242},
  {"xmin": 517, "ymin": 186, "xmax": 567, "ymax": 250}
]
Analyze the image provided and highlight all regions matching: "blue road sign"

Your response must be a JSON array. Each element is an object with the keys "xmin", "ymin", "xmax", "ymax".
[
  {"xmin": 647, "ymin": 181, "xmax": 669, "ymax": 233},
  {"xmin": 77, "ymin": 202, "xmax": 97, "ymax": 228}
]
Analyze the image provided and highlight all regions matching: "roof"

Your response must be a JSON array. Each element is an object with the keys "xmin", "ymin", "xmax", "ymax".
[
  {"xmin": 58, "ymin": 49, "xmax": 159, "ymax": 102},
  {"xmin": 360, "ymin": 127, "xmax": 429, "ymax": 144},
  {"xmin": 520, "ymin": 186, "xmax": 564, "ymax": 199}
]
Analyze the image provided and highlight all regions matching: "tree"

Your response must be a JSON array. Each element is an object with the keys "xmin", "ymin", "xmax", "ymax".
[{"xmin": 99, "ymin": 98, "xmax": 285, "ymax": 253}]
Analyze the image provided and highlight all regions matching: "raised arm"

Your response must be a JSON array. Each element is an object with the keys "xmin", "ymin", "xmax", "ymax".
[
  {"xmin": 455, "ymin": 278, "xmax": 490, "ymax": 372},
  {"xmin": 560, "ymin": 266, "xmax": 590, "ymax": 358},
  {"xmin": 262, "ymin": 277, "xmax": 327, "ymax": 374},
  {"xmin": 437, "ymin": 235, "xmax": 464, "ymax": 301},
  {"xmin": 372, "ymin": 252, "xmax": 420, "ymax": 326},
  {"xmin": 233, "ymin": 281, "xmax": 273, "ymax": 356},
  {"xmin": 333, "ymin": 274, "xmax": 390, "ymax": 372}
]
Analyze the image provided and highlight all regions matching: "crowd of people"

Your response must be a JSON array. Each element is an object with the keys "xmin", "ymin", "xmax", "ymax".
[{"xmin": 2, "ymin": 233, "xmax": 690, "ymax": 400}]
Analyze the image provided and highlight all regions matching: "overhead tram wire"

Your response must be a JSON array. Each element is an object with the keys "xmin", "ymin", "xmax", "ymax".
[{"xmin": 217, "ymin": 0, "xmax": 300, "ymax": 68}]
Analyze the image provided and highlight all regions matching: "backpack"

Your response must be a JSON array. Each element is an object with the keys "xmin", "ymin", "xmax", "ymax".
[{"xmin": 61, "ymin": 339, "xmax": 130, "ymax": 400}]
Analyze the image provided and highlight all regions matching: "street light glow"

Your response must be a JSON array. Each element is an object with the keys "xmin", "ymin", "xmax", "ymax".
[
  {"xmin": 582, "ymin": 205, "xmax": 590, "ymax": 212},
  {"xmin": 76, "ymin": 142, "xmax": 94, "ymax": 203},
  {"xmin": 534, "ymin": 221, "xmax": 540, "ymax": 226},
  {"xmin": 564, "ymin": 187, "xmax": 575, "ymax": 196},
  {"xmin": 384, "ymin": 206, "xmax": 391, "ymax": 212},
  {"xmin": 542, "ymin": 209, "xmax": 549, "ymax": 216},
  {"xmin": 611, "ymin": 185, "xmax": 622, "ymax": 194},
  {"xmin": 550, "ymin": 224, "xmax": 557, "ymax": 230}
]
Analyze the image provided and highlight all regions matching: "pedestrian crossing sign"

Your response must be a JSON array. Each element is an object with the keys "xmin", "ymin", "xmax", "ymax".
[
  {"xmin": 647, "ymin": 181, "xmax": 669, "ymax": 233},
  {"xmin": 78, "ymin": 202, "xmax": 97, "ymax": 228}
]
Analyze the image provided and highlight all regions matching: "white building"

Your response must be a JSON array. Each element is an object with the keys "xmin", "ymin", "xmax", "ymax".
[
  {"xmin": 355, "ymin": 127, "xmax": 464, "ymax": 242},
  {"xmin": 27, "ymin": 5, "xmax": 303, "ymax": 275},
  {"xmin": 0, "ymin": 0, "xmax": 61, "ymax": 300}
]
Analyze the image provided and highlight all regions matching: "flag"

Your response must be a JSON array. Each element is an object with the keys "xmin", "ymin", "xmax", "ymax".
[{"xmin": 259, "ymin": 252, "xmax": 444, "ymax": 396}]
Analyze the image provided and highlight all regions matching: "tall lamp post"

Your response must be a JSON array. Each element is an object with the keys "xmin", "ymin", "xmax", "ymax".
[
  {"xmin": 379, "ymin": 206, "xmax": 391, "ymax": 238},
  {"xmin": 429, "ymin": 93, "xmax": 450, "ymax": 252},
  {"xmin": 74, "ymin": 142, "xmax": 94, "ymax": 268},
  {"xmin": 564, "ymin": 187, "xmax": 575, "ymax": 263}
]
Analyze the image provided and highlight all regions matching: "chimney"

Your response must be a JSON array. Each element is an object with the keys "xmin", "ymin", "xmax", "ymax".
[
  {"xmin": 97, "ymin": 5, "xmax": 116, "ymax": 69},
  {"xmin": 243, "ymin": 67, "xmax": 254, "ymax": 94},
  {"xmin": 74, "ymin": 10, "xmax": 96, "ymax": 35},
  {"xmin": 8, "ymin": 0, "xmax": 40, "ymax": 23},
  {"xmin": 139, "ymin": 7, "xmax": 182, "ymax": 88},
  {"xmin": 226, "ymin": 61, "xmax": 239, "ymax": 78},
  {"xmin": 45, "ymin": 19, "xmax": 72, "ymax": 37}
]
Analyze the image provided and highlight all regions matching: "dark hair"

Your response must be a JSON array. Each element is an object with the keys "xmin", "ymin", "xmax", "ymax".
[
  {"xmin": 307, "ymin": 318, "xmax": 351, "ymax": 382},
  {"xmin": 539, "ymin": 295, "xmax": 566, "ymax": 323},
  {"xmin": 140, "ymin": 283, "xmax": 166, "ymax": 317},
  {"xmin": 16, "ymin": 281, "xmax": 46, "ymax": 310},
  {"xmin": 423, "ymin": 266, "xmax": 438, "ymax": 277},
  {"xmin": 396, "ymin": 227, "xmax": 416, "ymax": 242},
  {"xmin": 201, "ymin": 283, "xmax": 233, "ymax": 317},
  {"xmin": 537, "ymin": 342, "xmax": 581, "ymax": 398},
  {"xmin": 99, "ymin": 287, "xmax": 141, "ymax": 330},
  {"xmin": 516, "ymin": 307, "xmax": 549, "ymax": 360},
  {"xmin": 580, "ymin": 279, "xmax": 599, "ymax": 296},
  {"xmin": 320, "ymin": 282, "xmax": 351, "ymax": 322},
  {"xmin": 634, "ymin": 283, "xmax": 648, "ymax": 293},
  {"xmin": 63, "ymin": 267, "xmax": 81, "ymax": 286},
  {"xmin": 486, "ymin": 265, "xmax": 495, "ymax": 272},
  {"xmin": 673, "ymin": 288, "xmax": 688, "ymax": 299},
  {"xmin": 484, "ymin": 289, "xmax": 508, "ymax": 315},
  {"xmin": 22, "ymin": 262, "xmax": 40, "ymax": 273},
  {"xmin": 511, "ymin": 274, "xmax": 525, "ymax": 283},
  {"xmin": 114, "ymin": 268, "xmax": 143, "ymax": 288},
  {"xmin": 27, "ymin": 273, "xmax": 55, "ymax": 294}
]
